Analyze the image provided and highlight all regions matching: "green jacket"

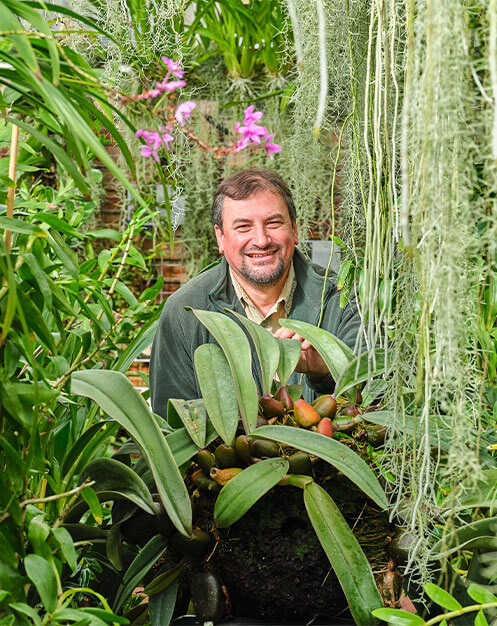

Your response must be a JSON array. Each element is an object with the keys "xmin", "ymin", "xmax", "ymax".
[{"xmin": 149, "ymin": 248, "xmax": 362, "ymax": 419}]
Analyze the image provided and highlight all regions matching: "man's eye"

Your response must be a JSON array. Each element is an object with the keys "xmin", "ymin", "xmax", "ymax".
[
  {"xmin": 268, "ymin": 221, "xmax": 283, "ymax": 227},
  {"xmin": 235, "ymin": 225, "xmax": 251, "ymax": 232}
]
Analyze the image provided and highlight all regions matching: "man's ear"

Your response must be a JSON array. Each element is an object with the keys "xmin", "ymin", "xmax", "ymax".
[
  {"xmin": 293, "ymin": 221, "xmax": 298, "ymax": 245},
  {"xmin": 214, "ymin": 224, "xmax": 224, "ymax": 254}
]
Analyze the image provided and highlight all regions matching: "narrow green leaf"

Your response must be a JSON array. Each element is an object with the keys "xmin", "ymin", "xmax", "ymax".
[
  {"xmin": 424, "ymin": 583, "xmax": 462, "ymax": 611},
  {"xmin": 0, "ymin": 217, "xmax": 46, "ymax": 236},
  {"xmin": 453, "ymin": 470, "xmax": 497, "ymax": 510},
  {"xmin": 79, "ymin": 607, "xmax": 130, "ymax": 624},
  {"xmin": 467, "ymin": 583, "xmax": 497, "ymax": 604},
  {"xmin": 71, "ymin": 370, "xmax": 192, "ymax": 537},
  {"xmin": 24, "ymin": 554, "xmax": 58, "ymax": 614},
  {"xmin": 9, "ymin": 603, "xmax": 42, "ymax": 626},
  {"xmin": 225, "ymin": 309, "xmax": 280, "ymax": 394},
  {"xmin": 166, "ymin": 399, "xmax": 206, "ymax": 449},
  {"xmin": 22, "ymin": 253, "xmax": 52, "ymax": 309},
  {"xmin": 276, "ymin": 337, "xmax": 301, "ymax": 386},
  {"xmin": 194, "ymin": 344, "xmax": 239, "ymax": 446},
  {"xmin": 334, "ymin": 349, "xmax": 386, "ymax": 399},
  {"xmin": 16, "ymin": 289, "xmax": 56, "ymax": 353},
  {"xmin": 52, "ymin": 527, "xmax": 77, "ymax": 572},
  {"xmin": 149, "ymin": 579, "xmax": 179, "ymax": 626},
  {"xmin": 82, "ymin": 486, "xmax": 103, "ymax": 524},
  {"xmin": 35, "ymin": 213, "xmax": 84, "ymax": 240},
  {"xmin": 143, "ymin": 560, "xmax": 186, "ymax": 595},
  {"xmin": 0, "ymin": 3, "xmax": 38, "ymax": 74},
  {"xmin": 371, "ymin": 608, "xmax": 425, "ymax": 625},
  {"xmin": 1, "ymin": 116, "xmax": 89, "ymax": 193},
  {"xmin": 214, "ymin": 457, "xmax": 289, "ymax": 528},
  {"xmin": 79, "ymin": 457, "xmax": 155, "ymax": 514},
  {"xmin": 304, "ymin": 482, "xmax": 383, "ymax": 625},
  {"xmin": 475, "ymin": 609, "xmax": 489, "ymax": 626},
  {"xmin": 106, "ymin": 524, "xmax": 122, "ymax": 571},
  {"xmin": 279, "ymin": 319, "xmax": 354, "ymax": 398},
  {"xmin": 188, "ymin": 309, "xmax": 259, "ymax": 433},
  {"xmin": 113, "ymin": 534, "xmax": 167, "ymax": 613},
  {"xmin": 431, "ymin": 517, "xmax": 497, "ymax": 558},
  {"xmin": 47, "ymin": 230, "xmax": 79, "ymax": 278},
  {"xmin": 104, "ymin": 279, "xmax": 138, "ymax": 308},
  {"xmin": 115, "ymin": 318, "xmax": 159, "ymax": 373},
  {"xmin": 248, "ymin": 425, "xmax": 388, "ymax": 509}
]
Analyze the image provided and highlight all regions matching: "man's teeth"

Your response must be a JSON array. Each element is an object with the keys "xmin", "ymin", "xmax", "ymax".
[{"xmin": 248, "ymin": 251, "xmax": 275, "ymax": 257}]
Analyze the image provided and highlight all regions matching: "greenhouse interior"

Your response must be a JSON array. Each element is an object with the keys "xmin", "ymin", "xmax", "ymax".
[{"xmin": 1, "ymin": 0, "xmax": 497, "ymax": 624}]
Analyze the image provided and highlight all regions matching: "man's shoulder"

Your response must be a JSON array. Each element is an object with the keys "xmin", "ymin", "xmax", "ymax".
[{"xmin": 164, "ymin": 259, "xmax": 226, "ymax": 311}]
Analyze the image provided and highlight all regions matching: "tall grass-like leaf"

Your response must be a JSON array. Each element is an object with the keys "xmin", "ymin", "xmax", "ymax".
[
  {"xmin": 0, "ymin": 3, "xmax": 39, "ymax": 74},
  {"xmin": 225, "ymin": 309, "xmax": 280, "ymax": 394},
  {"xmin": 276, "ymin": 337, "xmax": 301, "ymax": 386},
  {"xmin": 24, "ymin": 554, "xmax": 58, "ymax": 613},
  {"xmin": 304, "ymin": 482, "xmax": 382, "ymax": 626},
  {"xmin": 334, "ymin": 349, "xmax": 386, "ymax": 398},
  {"xmin": 248, "ymin": 425, "xmax": 387, "ymax": 509},
  {"xmin": 188, "ymin": 308, "xmax": 259, "ymax": 433},
  {"xmin": 214, "ymin": 457, "xmax": 288, "ymax": 528},
  {"xmin": 71, "ymin": 370, "xmax": 192, "ymax": 537},
  {"xmin": 194, "ymin": 344, "xmax": 239, "ymax": 446}
]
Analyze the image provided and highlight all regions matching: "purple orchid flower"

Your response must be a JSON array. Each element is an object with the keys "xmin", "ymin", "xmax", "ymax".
[
  {"xmin": 175, "ymin": 101, "xmax": 196, "ymax": 125},
  {"xmin": 243, "ymin": 105, "xmax": 264, "ymax": 125}
]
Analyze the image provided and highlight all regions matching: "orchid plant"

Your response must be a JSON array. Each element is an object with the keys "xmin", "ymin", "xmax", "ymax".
[{"xmin": 133, "ymin": 56, "xmax": 281, "ymax": 163}]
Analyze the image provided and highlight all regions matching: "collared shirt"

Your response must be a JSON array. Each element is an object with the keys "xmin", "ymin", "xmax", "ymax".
[{"xmin": 229, "ymin": 262, "xmax": 297, "ymax": 335}]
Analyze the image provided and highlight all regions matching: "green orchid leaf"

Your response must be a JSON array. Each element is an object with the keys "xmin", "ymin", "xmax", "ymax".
[
  {"xmin": 79, "ymin": 457, "xmax": 155, "ymax": 515},
  {"xmin": 82, "ymin": 486, "xmax": 103, "ymax": 524},
  {"xmin": 248, "ymin": 425, "xmax": 387, "ymax": 509},
  {"xmin": 334, "ymin": 349, "xmax": 386, "ymax": 399},
  {"xmin": 9, "ymin": 603, "xmax": 42, "ymax": 626},
  {"xmin": 79, "ymin": 607, "xmax": 130, "ymax": 624},
  {"xmin": 467, "ymin": 583, "xmax": 497, "ymax": 604},
  {"xmin": 360, "ymin": 411, "xmax": 453, "ymax": 452},
  {"xmin": 371, "ymin": 608, "xmax": 425, "ymax": 625},
  {"xmin": 106, "ymin": 524, "xmax": 122, "ymax": 572},
  {"xmin": 113, "ymin": 534, "xmax": 167, "ymax": 613},
  {"xmin": 24, "ymin": 554, "xmax": 58, "ymax": 614},
  {"xmin": 149, "ymin": 579, "xmax": 179, "ymax": 626},
  {"xmin": 304, "ymin": 482, "xmax": 383, "ymax": 625},
  {"xmin": 167, "ymin": 398, "xmax": 207, "ymax": 448},
  {"xmin": 431, "ymin": 516, "xmax": 497, "ymax": 558},
  {"xmin": 71, "ymin": 370, "xmax": 192, "ymax": 537},
  {"xmin": 453, "ymin": 470, "xmax": 497, "ymax": 511},
  {"xmin": 424, "ymin": 583, "xmax": 461, "ymax": 610},
  {"xmin": 225, "ymin": 309, "xmax": 280, "ymax": 394},
  {"xmin": 16, "ymin": 289, "xmax": 56, "ymax": 353},
  {"xmin": 214, "ymin": 457, "xmax": 289, "ymax": 528},
  {"xmin": 52, "ymin": 527, "xmax": 77, "ymax": 572},
  {"xmin": 143, "ymin": 560, "xmax": 186, "ymax": 595},
  {"xmin": 166, "ymin": 422, "xmax": 218, "ymax": 467},
  {"xmin": 0, "ymin": 3, "xmax": 38, "ymax": 74},
  {"xmin": 279, "ymin": 319, "xmax": 355, "ymax": 400},
  {"xmin": 187, "ymin": 309, "xmax": 259, "ymax": 433},
  {"xmin": 194, "ymin": 343, "xmax": 239, "ymax": 446},
  {"xmin": 276, "ymin": 337, "xmax": 301, "ymax": 386}
]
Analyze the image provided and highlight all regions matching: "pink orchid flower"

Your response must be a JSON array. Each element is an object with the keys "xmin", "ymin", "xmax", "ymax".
[
  {"xmin": 175, "ymin": 101, "xmax": 196, "ymax": 125},
  {"xmin": 264, "ymin": 134, "xmax": 282, "ymax": 159},
  {"xmin": 238, "ymin": 122, "xmax": 269, "ymax": 144},
  {"xmin": 156, "ymin": 79, "xmax": 187, "ymax": 92},
  {"xmin": 161, "ymin": 56, "xmax": 185, "ymax": 79},
  {"xmin": 243, "ymin": 105, "xmax": 264, "ymax": 125}
]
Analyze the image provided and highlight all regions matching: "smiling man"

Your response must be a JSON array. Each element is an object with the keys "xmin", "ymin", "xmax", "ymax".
[{"xmin": 149, "ymin": 168, "xmax": 362, "ymax": 419}]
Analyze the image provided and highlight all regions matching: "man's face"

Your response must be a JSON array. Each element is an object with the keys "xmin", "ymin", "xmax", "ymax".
[{"xmin": 214, "ymin": 190, "xmax": 298, "ymax": 288}]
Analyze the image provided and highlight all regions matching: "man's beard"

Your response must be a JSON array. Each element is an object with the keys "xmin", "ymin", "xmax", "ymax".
[{"xmin": 238, "ymin": 249, "xmax": 287, "ymax": 287}]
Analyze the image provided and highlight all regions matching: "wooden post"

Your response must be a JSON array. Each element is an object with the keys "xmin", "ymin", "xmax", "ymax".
[{"xmin": 5, "ymin": 123, "xmax": 19, "ymax": 253}]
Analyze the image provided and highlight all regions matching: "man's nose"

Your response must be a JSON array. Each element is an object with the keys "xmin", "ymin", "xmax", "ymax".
[{"xmin": 252, "ymin": 225, "xmax": 271, "ymax": 248}]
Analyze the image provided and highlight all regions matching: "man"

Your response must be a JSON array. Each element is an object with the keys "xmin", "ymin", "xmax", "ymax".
[{"xmin": 149, "ymin": 168, "xmax": 361, "ymax": 419}]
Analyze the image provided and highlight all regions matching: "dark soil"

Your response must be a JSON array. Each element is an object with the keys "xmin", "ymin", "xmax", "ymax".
[{"xmin": 190, "ymin": 463, "xmax": 391, "ymax": 623}]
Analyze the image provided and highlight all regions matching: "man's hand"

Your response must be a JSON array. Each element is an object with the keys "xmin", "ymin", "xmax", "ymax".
[{"xmin": 274, "ymin": 326, "xmax": 329, "ymax": 379}]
